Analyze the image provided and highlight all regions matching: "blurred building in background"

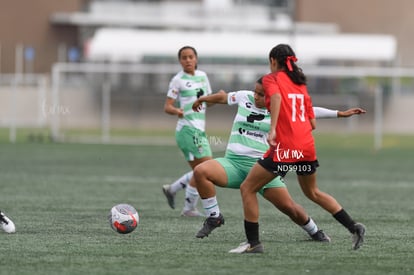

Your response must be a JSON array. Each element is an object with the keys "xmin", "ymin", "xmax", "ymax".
[
  {"xmin": 0, "ymin": 0, "xmax": 413, "ymax": 144},
  {"xmin": 1, "ymin": 0, "xmax": 413, "ymax": 73}
]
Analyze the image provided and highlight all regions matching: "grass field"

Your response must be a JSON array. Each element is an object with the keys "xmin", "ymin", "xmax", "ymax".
[{"xmin": 0, "ymin": 132, "xmax": 413, "ymax": 275}]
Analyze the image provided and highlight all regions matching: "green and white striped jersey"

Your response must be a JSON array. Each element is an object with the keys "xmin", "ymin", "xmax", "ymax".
[
  {"xmin": 225, "ymin": 90, "xmax": 270, "ymax": 160},
  {"xmin": 224, "ymin": 91, "xmax": 338, "ymax": 160},
  {"xmin": 167, "ymin": 70, "xmax": 212, "ymax": 132}
]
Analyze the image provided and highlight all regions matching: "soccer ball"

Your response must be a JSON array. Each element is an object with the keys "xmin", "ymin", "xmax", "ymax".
[{"xmin": 109, "ymin": 204, "xmax": 139, "ymax": 234}]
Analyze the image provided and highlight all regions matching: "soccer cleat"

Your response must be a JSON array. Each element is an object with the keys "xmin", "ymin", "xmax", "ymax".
[
  {"xmin": 229, "ymin": 241, "xmax": 264, "ymax": 254},
  {"xmin": 352, "ymin": 223, "xmax": 366, "ymax": 250},
  {"xmin": 0, "ymin": 210, "xmax": 16, "ymax": 234},
  {"xmin": 195, "ymin": 213, "xmax": 225, "ymax": 238},
  {"xmin": 181, "ymin": 208, "xmax": 205, "ymax": 217},
  {"xmin": 310, "ymin": 230, "xmax": 331, "ymax": 242},
  {"xmin": 162, "ymin": 184, "xmax": 176, "ymax": 209}
]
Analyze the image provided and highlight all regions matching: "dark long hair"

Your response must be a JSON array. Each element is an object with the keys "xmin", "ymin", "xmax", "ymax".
[
  {"xmin": 256, "ymin": 76, "xmax": 263, "ymax": 85},
  {"xmin": 178, "ymin": 46, "xmax": 197, "ymax": 59},
  {"xmin": 268, "ymin": 44, "xmax": 306, "ymax": 85}
]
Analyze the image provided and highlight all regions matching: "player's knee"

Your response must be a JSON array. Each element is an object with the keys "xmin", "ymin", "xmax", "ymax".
[
  {"xmin": 240, "ymin": 182, "xmax": 253, "ymax": 196},
  {"xmin": 304, "ymin": 189, "xmax": 319, "ymax": 201},
  {"xmin": 193, "ymin": 164, "xmax": 208, "ymax": 183}
]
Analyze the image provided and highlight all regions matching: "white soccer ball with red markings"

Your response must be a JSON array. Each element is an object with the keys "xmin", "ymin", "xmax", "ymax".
[{"xmin": 109, "ymin": 204, "xmax": 139, "ymax": 234}]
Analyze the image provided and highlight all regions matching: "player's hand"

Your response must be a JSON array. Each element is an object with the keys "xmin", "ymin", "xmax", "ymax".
[
  {"xmin": 267, "ymin": 129, "xmax": 277, "ymax": 146},
  {"xmin": 338, "ymin": 108, "xmax": 366, "ymax": 117},
  {"xmin": 192, "ymin": 100, "xmax": 203, "ymax": 112},
  {"xmin": 176, "ymin": 108, "xmax": 184, "ymax": 118}
]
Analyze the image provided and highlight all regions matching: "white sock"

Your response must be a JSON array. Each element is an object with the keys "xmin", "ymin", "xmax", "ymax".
[
  {"xmin": 170, "ymin": 171, "xmax": 193, "ymax": 194},
  {"xmin": 183, "ymin": 185, "xmax": 199, "ymax": 211},
  {"xmin": 201, "ymin": 196, "xmax": 220, "ymax": 218},
  {"xmin": 302, "ymin": 217, "xmax": 318, "ymax": 235}
]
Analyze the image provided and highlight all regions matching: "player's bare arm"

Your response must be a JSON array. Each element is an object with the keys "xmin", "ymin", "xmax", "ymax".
[
  {"xmin": 313, "ymin": 107, "xmax": 366, "ymax": 119},
  {"xmin": 164, "ymin": 97, "xmax": 184, "ymax": 118},
  {"xmin": 192, "ymin": 90, "xmax": 227, "ymax": 112},
  {"xmin": 337, "ymin": 108, "xmax": 366, "ymax": 117},
  {"xmin": 267, "ymin": 93, "xmax": 281, "ymax": 146},
  {"xmin": 310, "ymin": 118, "xmax": 316, "ymax": 130}
]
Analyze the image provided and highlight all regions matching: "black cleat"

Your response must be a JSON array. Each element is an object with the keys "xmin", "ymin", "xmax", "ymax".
[
  {"xmin": 162, "ymin": 184, "xmax": 176, "ymax": 209},
  {"xmin": 311, "ymin": 230, "xmax": 331, "ymax": 242},
  {"xmin": 196, "ymin": 214, "xmax": 225, "ymax": 238},
  {"xmin": 352, "ymin": 223, "xmax": 366, "ymax": 250}
]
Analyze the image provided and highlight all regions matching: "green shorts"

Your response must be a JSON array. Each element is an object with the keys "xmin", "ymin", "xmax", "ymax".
[
  {"xmin": 216, "ymin": 155, "xmax": 286, "ymax": 196},
  {"xmin": 176, "ymin": 126, "xmax": 212, "ymax": 161}
]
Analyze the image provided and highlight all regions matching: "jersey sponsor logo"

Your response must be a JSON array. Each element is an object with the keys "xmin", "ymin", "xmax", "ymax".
[
  {"xmin": 240, "ymin": 122, "xmax": 260, "ymax": 130},
  {"xmin": 196, "ymin": 88, "xmax": 204, "ymax": 98},
  {"xmin": 238, "ymin": 127, "xmax": 264, "ymax": 138},
  {"xmin": 246, "ymin": 112, "xmax": 265, "ymax": 123}
]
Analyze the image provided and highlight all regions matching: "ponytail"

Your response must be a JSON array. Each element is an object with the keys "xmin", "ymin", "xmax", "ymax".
[{"xmin": 268, "ymin": 44, "xmax": 306, "ymax": 85}]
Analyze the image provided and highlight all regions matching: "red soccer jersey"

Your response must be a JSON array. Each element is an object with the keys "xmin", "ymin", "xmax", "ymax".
[{"xmin": 262, "ymin": 71, "xmax": 316, "ymax": 162}]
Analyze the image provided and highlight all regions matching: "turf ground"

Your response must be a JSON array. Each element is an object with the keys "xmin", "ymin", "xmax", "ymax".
[{"xmin": 0, "ymin": 133, "xmax": 413, "ymax": 275}]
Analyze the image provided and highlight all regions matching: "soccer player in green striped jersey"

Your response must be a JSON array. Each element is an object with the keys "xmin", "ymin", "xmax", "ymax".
[
  {"xmin": 163, "ymin": 46, "xmax": 214, "ymax": 217},
  {"xmin": 190, "ymin": 77, "xmax": 365, "ymax": 241}
]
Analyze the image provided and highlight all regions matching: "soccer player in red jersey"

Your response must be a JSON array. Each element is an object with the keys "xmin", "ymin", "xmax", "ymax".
[{"xmin": 230, "ymin": 44, "xmax": 365, "ymax": 254}]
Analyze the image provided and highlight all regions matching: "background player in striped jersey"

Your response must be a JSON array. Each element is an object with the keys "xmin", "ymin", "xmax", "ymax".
[
  {"xmin": 163, "ymin": 46, "xmax": 214, "ymax": 217},
  {"xmin": 190, "ymin": 77, "xmax": 365, "ymax": 241}
]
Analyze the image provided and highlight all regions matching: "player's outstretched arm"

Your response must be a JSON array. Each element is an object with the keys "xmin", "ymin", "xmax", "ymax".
[
  {"xmin": 313, "ymin": 107, "xmax": 366, "ymax": 119},
  {"xmin": 337, "ymin": 108, "xmax": 366, "ymax": 117},
  {"xmin": 192, "ymin": 90, "xmax": 227, "ymax": 112}
]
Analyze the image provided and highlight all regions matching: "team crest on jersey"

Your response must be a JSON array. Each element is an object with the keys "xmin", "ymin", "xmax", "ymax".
[{"xmin": 198, "ymin": 145, "xmax": 204, "ymax": 154}]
